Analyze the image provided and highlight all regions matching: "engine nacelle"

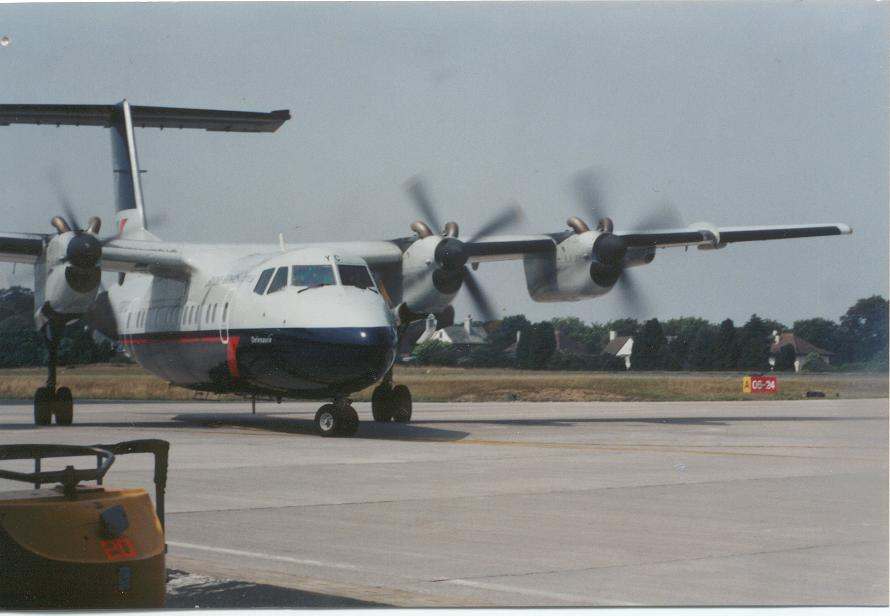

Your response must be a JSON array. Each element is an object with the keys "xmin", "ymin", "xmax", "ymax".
[
  {"xmin": 523, "ymin": 231, "xmax": 656, "ymax": 302},
  {"xmin": 34, "ymin": 232, "xmax": 101, "ymax": 326},
  {"xmin": 399, "ymin": 236, "xmax": 461, "ymax": 315}
]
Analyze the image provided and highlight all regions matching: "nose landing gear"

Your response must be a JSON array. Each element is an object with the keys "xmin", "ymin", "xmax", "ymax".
[{"xmin": 314, "ymin": 398, "xmax": 359, "ymax": 437}]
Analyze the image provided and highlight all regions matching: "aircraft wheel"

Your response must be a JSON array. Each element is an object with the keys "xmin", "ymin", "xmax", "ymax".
[
  {"xmin": 315, "ymin": 404, "xmax": 340, "ymax": 437},
  {"xmin": 391, "ymin": 385, "xmax": 412, "ymax": 423},
  {"xmin": 371, "ymin": 384, "xmax": 392, "ymax": 422},
  {"xmin": 338, "ymin": 405, "xmax": 359, "ymax": 437},
  {"xmin": 55, "ymin": 387, "xmax": 73, "ymax": 426},
  {"xmin": 33, "ymin": 387, "xmax": 53, "ymax": 426}
]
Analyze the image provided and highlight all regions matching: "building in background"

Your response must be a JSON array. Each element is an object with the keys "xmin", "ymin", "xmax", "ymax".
[
  {"xmin": 603, "ymin": 330, "xmax": 634, "ymax": 370},
  {"xmin": 429, "ymin": 315, "xmax": 489, "ymax": 352},
  {"xmin": 769, "ymin": 331, "xmax": 834, "ymax": 372}
]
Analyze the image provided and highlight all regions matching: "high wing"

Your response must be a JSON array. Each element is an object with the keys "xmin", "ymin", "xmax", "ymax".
[
  {"xmin": 0, "ymin": 233, "xmax": 45, "ymax": 264},
  {"xmin": 614, "ymin": 222, "xmax": 853, "ymax": 250},
  {"xmin": 0, "ymin": 233, "xmax": 190, "ymax": 276},
  {"xmin": 353, "ymin": 222, "xmax": 852, "ymax": 266}
]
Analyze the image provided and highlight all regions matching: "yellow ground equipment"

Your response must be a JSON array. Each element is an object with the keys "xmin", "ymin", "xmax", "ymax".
[{"xmin": 0, "ymin": 440, "xmax": 169, "ymax": 609}]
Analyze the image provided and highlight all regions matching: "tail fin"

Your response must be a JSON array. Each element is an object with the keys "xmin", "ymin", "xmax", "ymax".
[
  {"xmin": 0, "ymin": 101, "xmax": 291, "ymax": 238},
  {"xmin": 111, "ymin": 100, "xmax": 147, "ymax": 237}
]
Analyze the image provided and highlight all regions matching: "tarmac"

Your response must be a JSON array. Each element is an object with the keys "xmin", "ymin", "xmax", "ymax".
[{"xmin": 0, "ymin": 397, "xmax": 886, "ymax": 607}]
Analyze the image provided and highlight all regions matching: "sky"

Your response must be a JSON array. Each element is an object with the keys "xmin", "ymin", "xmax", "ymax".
[{"xmin": 0, "ymin": 2, "xmax": 887, "ymax": 327}]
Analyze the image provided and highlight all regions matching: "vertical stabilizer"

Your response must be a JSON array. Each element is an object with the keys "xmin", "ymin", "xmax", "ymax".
[
  {"xmin": 111, "ymin": 100, "xmax": 147, "ymax": 237},
  {"xmin": 0, "ymin": 101, "xmax": 291, "ymax": 239}
]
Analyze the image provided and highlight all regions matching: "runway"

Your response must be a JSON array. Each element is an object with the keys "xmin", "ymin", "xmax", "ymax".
[{"xmin": 0, "ymin": 398, "xmax": 886, "ymax": 606}]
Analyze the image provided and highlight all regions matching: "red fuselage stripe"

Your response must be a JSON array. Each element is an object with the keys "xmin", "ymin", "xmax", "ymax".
[
  {"xmin": 126, "ymin": 334, "xmax": 220, "ymax": 345},
  {"xmin": 227, "ymin": 335, "xmax": 241, "ymax": 378}
]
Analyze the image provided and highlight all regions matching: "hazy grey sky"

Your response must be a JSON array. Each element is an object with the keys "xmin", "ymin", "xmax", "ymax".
[{"xmin": 1, "ymin": 2, "xmax": 887, "ymax": 326}]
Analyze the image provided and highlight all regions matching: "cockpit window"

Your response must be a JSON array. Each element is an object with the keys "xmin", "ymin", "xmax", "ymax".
[
  {"xmin": 339, "ymin": 264, "xmax": 375, "ymax": 290},
  {"xmin": 254, "ymin": 268, "xmax": 274, "ymax": 295},
  {"xmin": 266, "ymin": 267, "xmax": 289, "ymax": 294},
  {"xmin": 292, "ymin": 265, "xmax": 335, "ymax": 288}
]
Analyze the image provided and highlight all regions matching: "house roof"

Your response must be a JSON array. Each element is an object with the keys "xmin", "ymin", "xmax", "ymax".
[
  {"xmin": 770, "ymin": 333, "xmax": 834, "ymax": 356},
  {"xmin": 603, "ymin": 336, "xmax": 632, "ymax": 356},
  {"xmin": 439, "ymin": 324, "xmax": 488, "ymax": 345}
]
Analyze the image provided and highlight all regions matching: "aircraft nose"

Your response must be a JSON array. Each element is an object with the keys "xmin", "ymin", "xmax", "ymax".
[{"xmin": 236, "ymin": 325, "xmax": 398, "ymax": 397}]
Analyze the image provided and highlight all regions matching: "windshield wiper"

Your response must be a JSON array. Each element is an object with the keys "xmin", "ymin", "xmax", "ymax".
[{"xmin": 297, "ymin": 283, "xmax": 328, "ymax": 293}]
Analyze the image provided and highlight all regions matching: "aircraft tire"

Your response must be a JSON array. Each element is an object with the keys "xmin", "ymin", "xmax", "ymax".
[
  {"xmin": 338, "ymin": 406, "xmax": 359, "ymax": 437},
  {"xmin": 33, "ymin": 387, "xmax": 52, "ymax": 426},
  {"xmin": 371, "ymin": 385, "xmax": 392, "ymax": 422},
  {"xmin": 391, "ymin": 385, "xmax": 412, "ymax": 423},
  {"xmin": 55, "ymin": 387, "xmax": 73, "ymax": 426},
  {"xmin": 315, "ymin": 404, "xmax": 340, "ymax": 437}
]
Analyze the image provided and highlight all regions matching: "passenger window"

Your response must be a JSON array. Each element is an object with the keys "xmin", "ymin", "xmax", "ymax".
[
  {"xmin": 291, "ymin": 264, "xmax": 335, "ymax": 287},
  {"xmin": 254, "ymin": 268, "xmax": 274, "ymax": 295},
  {"xmin": 267, "ymin": 266, "xmax": 289, "ymax": 294},
  {"xmin": 126, "ymin": 313, "xmax": 132, "ymax": 328},
  {"xmin": 339, "ymin": 264, "xmax": 375, "ymax": 290},
  {"xmin": 212, "ymin": 304, "xmax": 218, "ymax": 323},
  {"xmin": 205, "ymin": 304, "xmax": 211, "ymax": 323},
  {"xmin": 222, "ymin": 303, "xmax": 228, "ymax": 322}
]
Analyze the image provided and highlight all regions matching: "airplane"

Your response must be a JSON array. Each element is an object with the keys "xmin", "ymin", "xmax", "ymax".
[{"xmin": 0, "ymin": 101, "xmax": 853, "ymax": 436}]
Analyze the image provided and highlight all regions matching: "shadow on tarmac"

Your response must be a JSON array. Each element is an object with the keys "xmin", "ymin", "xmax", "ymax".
[
  {"xmin": 0, "ymin": 407, "xmax": 879, "ymax": 436},
  {"xmin": 173, "ymin": 413, "xmax": 471, "ymax": 441},
  {"xmin": 165, "ymin": 569, "xmax": 384, "ymax": 608}
]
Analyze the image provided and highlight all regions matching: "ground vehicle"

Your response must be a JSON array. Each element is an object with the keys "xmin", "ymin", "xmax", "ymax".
[{"xmin": 0, "ymin": 440, "xmax": 169, "ymax": 608}]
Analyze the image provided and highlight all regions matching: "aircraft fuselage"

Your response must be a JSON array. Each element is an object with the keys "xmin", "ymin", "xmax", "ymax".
[{"xmin": 108, "ymin": 244, "xmax": 398, "ymax": 399}]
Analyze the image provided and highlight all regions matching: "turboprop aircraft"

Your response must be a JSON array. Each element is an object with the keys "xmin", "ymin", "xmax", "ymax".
[{"xmin": 0, "ymin": 101, "xmax": 853, "ymax": 436}]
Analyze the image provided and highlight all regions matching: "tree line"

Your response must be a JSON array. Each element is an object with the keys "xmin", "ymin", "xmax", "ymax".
[
  {"xmin": 413, "ymin": 295, "xmax": 888, "ymax": 372},
  {"xmin": 0, "ymin": 285, "xmax": 886, "ymax": 373}
]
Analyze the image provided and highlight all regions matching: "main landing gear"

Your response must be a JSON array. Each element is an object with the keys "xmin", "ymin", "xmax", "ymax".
[
  {"xmin": 314, "ymin": 398, "xmax": 359, "ymax": 437},
  {"xmin": 33, "ymin": 322, "xmax": 74, "ymax": 426},
  {"xmin": 370, "ymin": 371, "xmax": 412, "ymax": 424}
]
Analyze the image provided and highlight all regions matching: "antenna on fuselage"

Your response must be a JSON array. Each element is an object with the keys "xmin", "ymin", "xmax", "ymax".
[{"xmin": 278, "ymin": 233, "xmax": 286, "ymax": 251}]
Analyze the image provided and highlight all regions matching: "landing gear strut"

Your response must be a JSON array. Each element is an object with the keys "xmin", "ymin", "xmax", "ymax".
[
  {"xmin": 371, "ymin": 370, "xmax": 413, "ymax": 423},
  {"xmin": 33, "ymin": 322, "xmax": 73, "ymax": 426},
  {"xmin": 314, "ymin": 398, "xmax": 359, "ymax": 437}
]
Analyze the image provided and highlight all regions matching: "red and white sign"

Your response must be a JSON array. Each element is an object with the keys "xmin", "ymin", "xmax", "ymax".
[{"xmin": 743, "ymin": 375, "xmax": 777, "ymax": 394}]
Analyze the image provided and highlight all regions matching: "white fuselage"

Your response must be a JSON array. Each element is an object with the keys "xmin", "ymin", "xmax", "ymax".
[{"xmin": 106, "ymin": 244, "xmax": 398, "ymax": 399}]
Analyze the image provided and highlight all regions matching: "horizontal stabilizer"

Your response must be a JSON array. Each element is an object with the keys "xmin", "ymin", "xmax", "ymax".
[{"xmin": 0, "ymin": 104, "xmax": 290, "ymax": 133}]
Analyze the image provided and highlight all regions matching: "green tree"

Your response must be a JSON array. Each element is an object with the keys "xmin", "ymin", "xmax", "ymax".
[
  {"xmin": 737, "ymin": 314, "xmax": 771, "ymax": 371},
  {"xmin": 604, "ymin": 318, "xmax": 639, "ymax": 337},
  {"xmin": 464, "ymin": 344, "xmax": 511, "ymax": 368},
  {"xmin": 773, "ymin": 344, "xmax": 797, "ymax": 371},
  {"xmin": 631, "ymin": 318, "xmax": 667, "ymax": 370},
  {"xmin": 792, "ymin": 318, "xmax": 842, "ymax": 357},
  {"xmin": 714, "ymin": 319, "xmax": 740, "ymax": 370},
  {"xmin": 760, "ymin": 318, "xmax": 787, "ymax": 337},
  {"xmin": 686, "ymin": 325, "xmax": 718, "ymax": 370},
  {"xmin": 839, "ymin": 296, "xmax": 889, "ymax": 363},
  {"xmin": 514, "ymin": 324, "xmax": 533, "ymax": 368},
  {"xmin": 519, "ymin": 322, "xmax": 556, "ymax": 370},
  {"xmin": 412, "ymin": 340, "xmax": 459, "ymax": 366},
  {"xmin": 488, "ymin": 315, "xmax": 531, "ymax": 350}
]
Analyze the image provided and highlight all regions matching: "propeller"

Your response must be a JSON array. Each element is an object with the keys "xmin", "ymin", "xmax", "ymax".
[
  {"xmin": 404, "ymin": 176, "xmax": 523, "ymax": 321},
  {"xmin": 570, "ymin": 169, "xmax": 683, "ymax": 316}
]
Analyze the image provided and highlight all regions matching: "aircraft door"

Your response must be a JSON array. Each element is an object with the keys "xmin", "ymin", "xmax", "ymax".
[{"xmin": 219, "ymin": 290, "xmax": 235, "ymax": 344}]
